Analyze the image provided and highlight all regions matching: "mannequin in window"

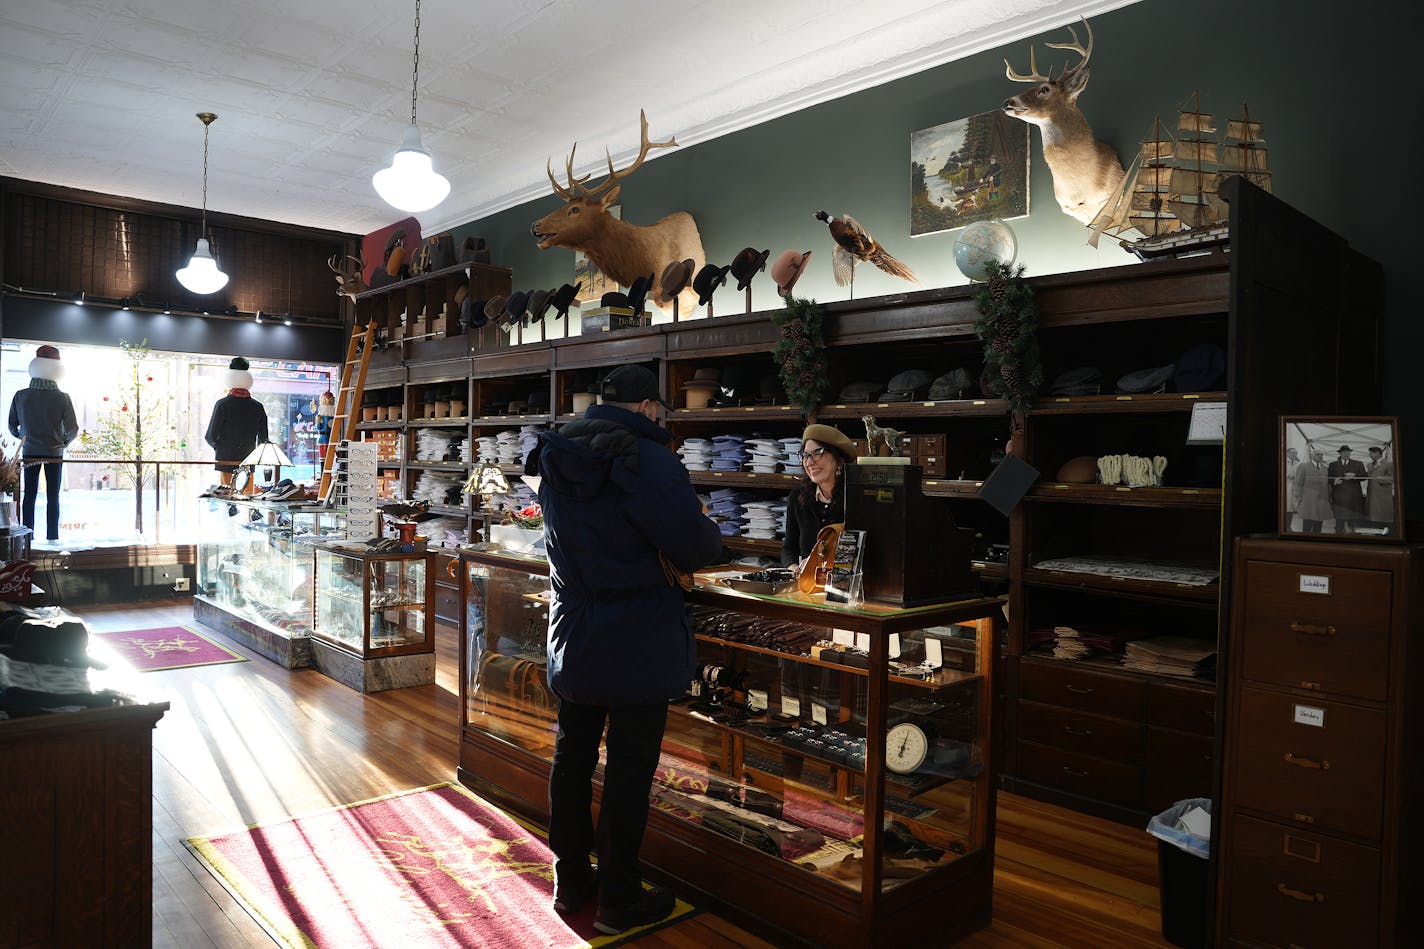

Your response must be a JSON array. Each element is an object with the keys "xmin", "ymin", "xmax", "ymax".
[
  {"xmin": 6, "ymin": 344, "xmax": 79, "ymax": 540},
  {"xmin": 204, "ymin": 356, "xmax": 268, "ymax": 486}
]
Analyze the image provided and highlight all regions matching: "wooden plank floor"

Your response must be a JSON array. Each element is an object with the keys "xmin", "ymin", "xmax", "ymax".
[{"xmin": 83, "ymin": 599, "xmax": 1175, "ymax": 948}]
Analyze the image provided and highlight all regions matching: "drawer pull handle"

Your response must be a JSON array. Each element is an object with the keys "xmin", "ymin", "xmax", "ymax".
[
  {"xmin": 1063, "ymin": 726, "xmax": 1094, "ymax": 737},
  {"xmin": 1061, "ymin": 766, "xmax": 1090, "ymax": 778},
  {"xmin": 447, "ymin": 560, "xmax": 458, "ymax": 580},
  {"xmin": 1276, "ymin": 883, "xmax": 1326, "ymax": 904},
  {"xmin": 1065, "ymin": 685, "xmax": 1095, "ymax": 696},
  {"xmin": 1284, "ymin": 752, "xmax": 1330, "ymax": 771},
  {"xmin": 1290, "ymin": 621, "xmax": 1336, "ymax": 637}
]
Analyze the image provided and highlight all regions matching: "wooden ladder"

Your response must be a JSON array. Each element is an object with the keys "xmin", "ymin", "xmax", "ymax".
[{"xmin": 318, "ymin": 322, "xmax": 375, "ymax": 501}]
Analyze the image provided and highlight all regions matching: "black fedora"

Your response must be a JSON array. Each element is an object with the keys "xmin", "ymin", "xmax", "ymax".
[
  {"xmin": 549, "ymin": 282, "xmax": 582, "ymax": 320},
  {"xmin": 505, "ymin": 290, "xmax": 531, "ymax": 324},
  {"xmin": 693, "ymin": 263, "xmax": 732, "ymax": 307},
  {"xmin": 601, "ymin": 290, "xmax": 631, "ymax": 310},
  {"xmin": 730, "ymin": 247, "xmax": 770, "ymax": 291},
  {"xmin": 627, "ymin": 272, "xmax": 654, "ymax": 314},
  {"xmin": 465, "ymin": 297, "xmax": 489, "ymax": 328}
]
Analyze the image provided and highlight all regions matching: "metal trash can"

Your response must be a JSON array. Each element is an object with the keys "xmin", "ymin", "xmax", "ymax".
[{"xmin": 1146, "ymin": 798, "xmax": 1211, "ymax": 949}]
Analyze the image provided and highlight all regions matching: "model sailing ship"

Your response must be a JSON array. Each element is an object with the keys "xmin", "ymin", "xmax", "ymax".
[{"xmin": 1090, "ymin": 95, "xmax": 1270, "ymax": 259}]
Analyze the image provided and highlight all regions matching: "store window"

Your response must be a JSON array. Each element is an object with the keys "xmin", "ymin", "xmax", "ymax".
[{"xmin": 1, "ymin": 339, "xmax": 336, "ymax": 550}]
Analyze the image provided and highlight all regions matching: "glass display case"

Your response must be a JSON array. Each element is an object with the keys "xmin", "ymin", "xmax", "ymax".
[
  {"xmin": 312, "ymin": 544, "xmax": 433, "ymax": 657},
  {"xmin": 455, "ymin": 548, "xmax": 1001, "ymax": 947},
  {"xmin": 194, "ymin": 498, "xmax": 345, "ymax": 665}
]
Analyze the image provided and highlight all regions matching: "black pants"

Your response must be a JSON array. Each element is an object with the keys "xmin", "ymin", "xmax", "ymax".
[
  {"xmin": 21, "ymin": 460, "xmax": 62, "ymax": 539},
  {"xmin": 548, "ymin": 699, "xmax": 667, "ymax": 911}
]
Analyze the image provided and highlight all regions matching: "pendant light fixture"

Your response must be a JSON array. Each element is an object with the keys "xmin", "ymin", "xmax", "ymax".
[
  {"xmin": 372, "ymin": 0, "xmax": 450, "ymax": 213},
  {"xmin": 175, "ymin": 112, "xmax": 230, "ymax": 295}
]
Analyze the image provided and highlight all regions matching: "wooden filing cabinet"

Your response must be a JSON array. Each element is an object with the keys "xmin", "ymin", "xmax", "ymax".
[{"xmin": 1216, "ymin": 538, "xmax": 1421, "ymax": 948}]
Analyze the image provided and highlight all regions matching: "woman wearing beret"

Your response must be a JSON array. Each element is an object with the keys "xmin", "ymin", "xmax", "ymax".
[{"xmin": 781, "ymin": 423, "xmax": 856, "ymax": 565}]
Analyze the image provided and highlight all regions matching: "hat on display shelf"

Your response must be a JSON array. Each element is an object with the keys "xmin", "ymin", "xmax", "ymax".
[{"xmin": 771, "ymin": 249, "xmax": 813, "ymax": 296}]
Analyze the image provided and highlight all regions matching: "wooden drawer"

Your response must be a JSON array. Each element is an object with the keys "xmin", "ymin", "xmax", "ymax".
[
  {"xmin": 1234, "ymin": 687, "xmax": 1387, "ymax": 839},
  {"xmin": 434, "ymin": 552, "xmax": 458, "ymax": 584},
  {"xmin": 433, "ymin": 584, "xmax": 461, "ymax": 624},
  {"xmin": 1148, "ymin": 681, "xmax": 1216, "ymax": 736},
  {"xmin": 1019, "ymin": 661, "xmax": 1147, "ymax": 720},
  {"xmin": 1241, "ymin": 560, "xmax": 1392, "ymax": 701},
  {"xmin": 1017, "ymin": 700, "xmax": 1144, "ymax": 763},
  {"xmin": 1225, "ymin": 813, "xmax": 1380, "ymax": 949},
  {"xmin": 1144, "ymin": 769, "xmax": 1212, "ymax": 816},
  {"xmin": 1015, "ymin": 740, "xmax": 1142, "ymax": 808},
  {"xmin": 1145, "ymin": 726, "xmax": 1213, "ymax": 781}
]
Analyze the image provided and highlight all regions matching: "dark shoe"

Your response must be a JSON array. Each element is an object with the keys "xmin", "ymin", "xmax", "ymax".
[
  {"xmin": 552, "ymin": 867, "xmax": 596, "ymax": 916},
  {"xmin": 593, "ymin": 885, "xmax": 675, "ymax": 935}
]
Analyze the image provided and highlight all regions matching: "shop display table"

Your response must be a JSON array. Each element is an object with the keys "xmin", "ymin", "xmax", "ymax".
[{"xmin": 453, "ymin": 547, "xmax": 1002, "ymax": 947}]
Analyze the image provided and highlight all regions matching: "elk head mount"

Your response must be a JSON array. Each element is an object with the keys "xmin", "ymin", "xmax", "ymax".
[
  {"xmin": 328, "ymin": 254, "xmax": 367, "ymax": 301},
  {"xmin": 1002, "ymin": 18, "xmax": 1125, "ymax": 226},
  {"xmin": 531, "ymin": 111, "xmax": 705, "ymax": 311}
]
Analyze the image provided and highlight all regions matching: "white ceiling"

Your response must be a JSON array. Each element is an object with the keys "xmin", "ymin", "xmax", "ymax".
[{"xmin": 0, "ymin": 0, "xmax": 1136, "ymax": 237}]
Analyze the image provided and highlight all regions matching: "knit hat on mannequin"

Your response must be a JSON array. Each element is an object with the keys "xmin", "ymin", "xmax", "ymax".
[
  {"xmin": 223, "ymin": 356, "xmax": 254, "ymax": 391},
  {"xmin": 28, "ymin": 344, "xmax": 63, "ymax": 381}
]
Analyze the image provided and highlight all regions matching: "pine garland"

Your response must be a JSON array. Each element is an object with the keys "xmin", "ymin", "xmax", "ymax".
[
  {"xmin": 974, "ymin": 262, "xmax": 1042, "ymax": 415},
  {"xmin": 772, "ymin": 293, "xmax": 829, "ymax": 417}
]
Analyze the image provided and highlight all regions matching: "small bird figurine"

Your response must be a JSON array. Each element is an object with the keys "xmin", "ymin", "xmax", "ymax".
[{"xmin": 815, "ymin": 210, "xmax": 920, "ymax": 288}]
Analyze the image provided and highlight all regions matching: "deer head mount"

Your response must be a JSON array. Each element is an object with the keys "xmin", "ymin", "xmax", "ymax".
[
  {"xmin": 531, "ymin": 111, "xmax": 705, "ymax": 311},
  {"xmin": 1002, "ymin": 18, "xmax": 1125, "ymax": 225},
  {"xmin": 327, "ymin": 254, "xmax": 367, "ymax": 301}
]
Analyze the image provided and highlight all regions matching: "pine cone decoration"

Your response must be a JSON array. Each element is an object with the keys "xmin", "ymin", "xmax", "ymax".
[
  {"xmin": 1000, "ymin": 362, "xmax": 1021, "ymax": 394},
  {"xmin": 989, "ymin": 276, "xmax": 1007, "ymax": 302},
  {"xmin": 991, "ymin": 318, "xmax": 1019, "ymax": 355}
]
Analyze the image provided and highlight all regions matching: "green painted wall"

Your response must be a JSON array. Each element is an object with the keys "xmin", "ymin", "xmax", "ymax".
[{"xmin": 453, "ymin": 0, "xmax": 1415, "ymax": 508}]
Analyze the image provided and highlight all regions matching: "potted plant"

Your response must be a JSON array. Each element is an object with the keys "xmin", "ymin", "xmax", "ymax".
[
  {"xmin": 0, "ymin": 440, "xmax": 22, "ymax": 531},
  {"xmin": 489, "ymin": 503, "xmax": 546, "ymax": 554}
]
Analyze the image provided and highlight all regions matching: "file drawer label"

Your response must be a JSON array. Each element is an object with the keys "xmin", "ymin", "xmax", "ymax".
[
  {"xmin": 1294, "ymin": 705, "xmax": 1325, "ymax": 728},
  {"xmin": 1298, "ymin": 574, "xmax": 1331, "ymax": 595}
]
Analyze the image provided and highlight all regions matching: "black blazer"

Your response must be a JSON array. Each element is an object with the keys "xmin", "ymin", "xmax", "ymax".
[{"xmin": 781, "ymin": 488, "xmax": 844, "ymax": 565}]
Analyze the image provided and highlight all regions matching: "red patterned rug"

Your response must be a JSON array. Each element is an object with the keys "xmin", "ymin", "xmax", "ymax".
[
  {"xmin": 187, "ymin": 783, "xmax": 696, "ymax": 948},
  {"xmin": 92, "ymin": 625, "xmax": 247, "ymax": 671}
]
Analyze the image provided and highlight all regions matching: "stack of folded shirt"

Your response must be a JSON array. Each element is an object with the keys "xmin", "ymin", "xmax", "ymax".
[
  {"xmin": 458, "ymin": 435, "xmax": 472, "ymax": 463},
  {"xmin": 416, "ymin": 516, "xmax": 466, "ymax": 549},
  {"xmin": 475, "ymin": 435, "xmax": 500, "ymax": 464},
  {"xmin": 495, "ymin": 429, "xmax": 523, "ymax": 465},
  {"xmin": 742, "ymin": 499, "xmax": 785, "ymax": 540},
  {"xmin": 677, "ymin": 437, "xmax": 714, "ymax": 471},
  {"xmin": 518, "ymin": 425, "xmax": 544, "ymax": 464},
  {"xmin": 412, "ymin": 470, "xmax": 463, "ymax": 505},
  {"xmin": 708, "ymin": 488, "xmax": 748, "ymax": 536},
  {"xmin": 416, "ymin": 429, "xmax": 457, "ymax": 461},
  {"xmin": 745, "ymin": 436, "xmax": 785, "ymax": 473},
  {"xmin": 779, "ymin": 437, "xmax": 805, "ymax": 469},
  {"xmin": 711, "ymin": 434, "xmax": 748, "ymax": 472}
]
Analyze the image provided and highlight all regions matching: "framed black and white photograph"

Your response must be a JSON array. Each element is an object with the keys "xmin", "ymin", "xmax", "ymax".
[{"xmin": 1280, "ymin": 416, "xmax": 1402, "ymax": 541}]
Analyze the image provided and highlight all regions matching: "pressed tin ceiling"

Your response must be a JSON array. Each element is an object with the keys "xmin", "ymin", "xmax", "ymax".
[{"xmin": 0, "ymin": 0, "xmax": 1138, "ymax": 235}]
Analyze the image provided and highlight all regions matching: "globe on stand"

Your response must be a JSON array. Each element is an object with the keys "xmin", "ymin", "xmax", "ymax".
[{"xmin": 953, "ymin": 219, "xmax": 1018, "ymax": 282}]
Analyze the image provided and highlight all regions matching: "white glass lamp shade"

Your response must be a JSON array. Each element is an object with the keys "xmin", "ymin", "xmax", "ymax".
[
  {"xmin": 240, "ymin": 440, "xmax": 295, "ymax": 468},
  {"xmin": 176, "ymin": 238, "xmax": 230, "ymax": 294},
  {"xmin": 372, "ymin": 125, "xmax": 450, "ymax": 213}
]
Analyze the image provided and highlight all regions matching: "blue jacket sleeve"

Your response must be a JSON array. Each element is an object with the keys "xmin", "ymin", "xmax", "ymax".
[
  {"xmin": 626, "ymin": 446, "xmax": 723, "ymax": 572},
  {"xmin": 61, "ymin": 394, "xmax": 78, "ymax": 446},
  {"xmin": 204, "ymin": 402, "xmax": 221, "ymax": 450},
  {"xmin": 7, "ymin": 395, "xmax": 20, "ymax": 439}
]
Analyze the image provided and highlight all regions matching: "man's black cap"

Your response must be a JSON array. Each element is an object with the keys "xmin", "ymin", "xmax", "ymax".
[{"xmin": 600, "ymin": 364, "xmax": 671, "ymax": 411}]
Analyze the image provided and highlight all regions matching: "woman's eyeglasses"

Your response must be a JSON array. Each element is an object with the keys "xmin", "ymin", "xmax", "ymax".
[{"xmin": 799, "ymin": 447, "xmax": 829, "ymax": 463}]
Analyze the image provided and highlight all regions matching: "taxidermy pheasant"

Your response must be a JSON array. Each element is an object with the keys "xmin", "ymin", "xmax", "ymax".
[{"xmin": 815, "ymin": 210, "xmax": 920, "ymax": 287}]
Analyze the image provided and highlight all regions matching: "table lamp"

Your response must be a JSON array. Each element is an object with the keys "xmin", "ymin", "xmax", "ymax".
[
  {"xmin": 464, "ymin": 463, "xmax": 510, "ymax": 546},
  {"xmin": 240, "ymin": 439, "xmax": 295, "ymax": 492}
]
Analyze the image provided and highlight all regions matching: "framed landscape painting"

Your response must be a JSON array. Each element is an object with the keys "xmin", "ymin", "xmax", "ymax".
[
  {"xmin": 911, "ymin": 109, "xmax": 1029, "ymax": 237},
  {"xmin": 1280, "ymin": 416, "xmax": 1402, "ymax": 541}
]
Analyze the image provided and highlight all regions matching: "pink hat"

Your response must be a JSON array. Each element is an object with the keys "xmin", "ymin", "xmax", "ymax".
[
  {"xmin": 771, "ymin": 249, "xmax": 813, "ymax": 296},
  {"xmin": 36, "ymin": 344, "xmax": 60, "ymax": 360}
]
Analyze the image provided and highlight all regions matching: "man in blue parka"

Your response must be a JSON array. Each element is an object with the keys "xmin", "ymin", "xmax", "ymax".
[{"xmin": 528, "ymin": 363, "xmax": 722, "ymax": 935}]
